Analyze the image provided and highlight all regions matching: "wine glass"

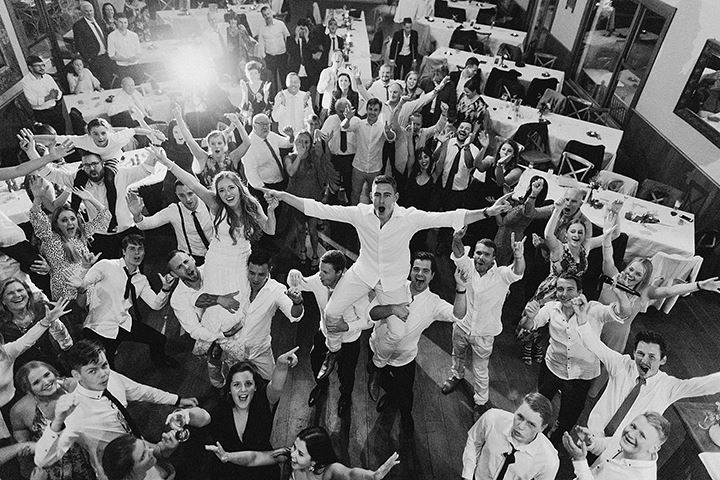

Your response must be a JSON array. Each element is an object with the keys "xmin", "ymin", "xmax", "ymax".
[
  {"xmin": 699, "ymin": 411, "xmax": 717, "ymax": 430},
  {"xmin": 167, "ymin": 409, "xmax": 191, "ymax": 442}
]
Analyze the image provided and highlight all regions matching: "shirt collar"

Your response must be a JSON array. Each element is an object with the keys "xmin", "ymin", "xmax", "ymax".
[
  {"xmin": 502, "ymin": 424, "xmax": 546, "ymax": 456},
  {"xmin": 75, "ymin": 382, "xmax": 104, "ymax": 400}
]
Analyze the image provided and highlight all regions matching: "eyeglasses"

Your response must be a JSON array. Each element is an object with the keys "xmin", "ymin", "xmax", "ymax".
[{"xmin": 81, "ymin": 161, "xmax": 102, "ymax": 169}]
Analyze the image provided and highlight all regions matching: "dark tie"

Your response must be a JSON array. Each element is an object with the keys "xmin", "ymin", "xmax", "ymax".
[
  {"xmin": 191, "ymin": 211, "xmax": 210, "ymax": 249},
  {"xmin": 103, "ymin": 389, "xmax": 143, "ymax": 439},
  {"xmin": 444, "ymin": 143, "xmax": 463, "ymax": 191},
  {"xmin": 331, "ymin": 36, "xmax": 336, "ymax": 51},
  {"xmin": 604, "ymin": 376, "xmax": 647, "ymax": 437},
  {"xmin": 264, "ymin": 138, "xmax": 288, "ymax": 182},
  {"xmin": 90, "ymin": 21, "xmax": 106, "ymax": 49},
  {"xmin": 340, "ymin": 130, "xmax": 348, "ymax": 153},
  {"xmin": 384, "ymin": 84, "xmax": 389, "ymax": 101},
  {"xmin": 495, "ymin": 445, "xmax": 517, "ymax": 480},
  {"xmin": 123, "ymin": 267, "xmax": 142, "ymax": 322},
  {"xmin": 412, "ymin": 133, "xmax": 419, "ymax": 153}
]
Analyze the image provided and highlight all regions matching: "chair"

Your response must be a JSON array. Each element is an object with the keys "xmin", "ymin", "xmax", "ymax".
[
  {"xmin": 537, "ymin": 88, "xmax": 566, "ymax": 113},
  {"xmin": 565, "ymin": 95, "xmax": 593, "ymax": 120},
  {"xmin": 475, "ymin": 6, "xmax": 496, "ymax": 25},
  {"xmin": 533, "ymin": 52, "xmax": 557, "ymax": 69},
  {"xmin": 497, "ymin": 43, "xmax": 523, "ymax": 62},
  {"xmin": 524, "ymin": 77, "xmax": 558, "ymax": 107},
  {"xmin": 563, "ymin": 140, "xmax": 605, "ymax": 174},
  {"xmin": 69, "ymin": 107, "xmax": 87, "ymax": 136},
  {"xmin": 483, "ymin": 67, "xmax": 522, "ymax": 98},
  {"xmin": 449, "ymin": 7, "xmax": 466, "ymax": 22},
  {"xmin": 637, "ymin": 179, "xmax": 684, "ymax": 207},
  {"xmin": 513, "ymin": 122, "xmax": 553, "ymax": 168},
  {"xmin": 593, "ymin": 170, "xmax": 639, "ymax": 196},
  {"xmin": 557, "ymin": 152, "xmax": 594, "ymax": 182},
  {"xmin": 681, "ymin": 178, "xmax": 710, "ymax": 215},
  {"xmin": 435, "ymin": 0, "xmax": 451, "ymax": 18},
  {"xmin": 647, "ymin": 252, "xmax": 703, "ymax": 313},
  {"xmin": 449, "ymin": 30, "xmax": 482, "ymax": 53}
]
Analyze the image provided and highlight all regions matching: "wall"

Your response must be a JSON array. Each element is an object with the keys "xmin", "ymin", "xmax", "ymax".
[
  {"xmin": 550, "ymin": 0, "xmax": 589, "ymax": 50},
  {"xmin": 634, "ymin": 0, "xmax": 720, "ymax": 181}
]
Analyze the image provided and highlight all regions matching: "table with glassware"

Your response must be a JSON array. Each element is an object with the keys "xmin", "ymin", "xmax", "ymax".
[
  {"xmin": 155, "ymin": 7, "xmax": 235, "ymax": 37},
  {"xmin": 482, "ymin": 95, "xmax": 623, "ymax": 167},
  {"xmin": 325, "ymin": 9, "xmax": 372, "ymax": 84},
  {"xmin": 513, "ymin": 168, "xmax": 695, "ymax": 261},
  {"xmin": 1, "ymin": 149, "xmax": 167, "ymax": 224},
  {"xmin": 415, "ymin": 17, "xmax": 526, "ymax": 56},
  {"xmin": 443, "ymin": 0, "xmax": 496, "ymax": 23},
  {"xmin": 429, "ymin": 47, "xmax": 565, "ymax": 91},
  {"xmin": 63, "ymin": 86, "xmax": 174, "ymax": 123}
]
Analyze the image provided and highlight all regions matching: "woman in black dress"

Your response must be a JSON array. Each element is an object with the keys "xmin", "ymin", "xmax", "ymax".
[{"xmin": 158, "ymin": 119, "xmax": 195, "ymax": 207}]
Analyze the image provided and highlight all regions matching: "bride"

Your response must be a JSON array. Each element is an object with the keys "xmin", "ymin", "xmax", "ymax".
[{"xmin": 149, "ymin": 145, "xmax": 277, "ymax": 359}]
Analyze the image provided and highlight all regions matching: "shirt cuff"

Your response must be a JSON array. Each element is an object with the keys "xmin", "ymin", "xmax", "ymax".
[
  {"xmin": 572, "ymin": 459, "xmax": 592, "ymax": 476},
  {"xmin": 461, "ymin": 462, "xmax": 475, "ymax": 479}
]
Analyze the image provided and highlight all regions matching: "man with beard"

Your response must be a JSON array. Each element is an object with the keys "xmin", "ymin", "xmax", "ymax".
[
  {"xmin": 564, "ymin": 412, "xmax": 670, "ymax": 480},
  {"xmin": 264, "ymin": 175, "xmax": 512, "ymax": 384},
  {"xmin": 368, "ymin": 252, "xmax": 467, "ymax": 432},
  {"xmin": 441, "ymin": 229, "xmax": 525, "ymax": 421},
  {"xmin": 432, "ymin": 121, "xmax": 481, "ymax": 213}
]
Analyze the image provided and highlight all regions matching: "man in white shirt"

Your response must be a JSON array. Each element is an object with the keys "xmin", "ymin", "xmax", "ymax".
[
  {"xmin": 321, "ymin": 18, "xmax": 345, "ymax": 66},
  {"xmin": 107, "ymin": 77, "xmax": 154, "ymax": 125},
  {"xmin": 196, "ymin": 250, "xmax": 304, "ymax": 383},
  {"xmin": 367, "ymin": 64, "xmax": 394, "ymax": 102},
  {"xmin": 128, "ymin": 182, "xmax": 213, "ymax": 265},
  {"xmin": 462, "ymin": 393, "xmax": 559, "ymax": 480},
  {"xmin": 388, "ymin": 18, "xmax": 419, "ymax": 80},
  {"xmin": 289, "ymin": 250, "xmax": 371, "ymax": 416},
  {"xmin": 242, "ymin": 113, "xmax": 293, "ymax": 191},
  {"xmin": 34, "ymin": 340, "xmax": 201, "ymax": 480},
  {"xmin": 258, "ymin": 5, "xmax": 290, "ymax": 94},
  {"xmin": 431, "ymin": 121, "xmax": 481, "ymax": 212},
  {"xmin": 266, "ymin": 175, "xmax": 512, "ymax": 381},
  {"xmin": 21, "ymin": 55, "xmax": 65, "ymax": 134},
  {"xmin": 578, "ymin": 322, "xmax": 720, "ymax": 441},
  {"xmin": 368, "ymin": 252, "xmax": 467, "ymax": 432},
  {"xmin": 320, "ymin": 98, "xmax": 356, "ymax": 198},
  {"xmin": 317, "ymin": 50, "xmax": 346, "ymax": 112},
  {"xmin": 442, "ymin": 228, "xmax": 524, "ymax": 421},
  {"xmin": 69, "ymin": 234, "xmax": 179, "ymax": 368},
  {"xmin": 563, "ymin": 411, "xmax": 670, "ymax": 480},
  {"xmin": 107, "ymin": 14, "xmax": 141, "ymax": 82},
  {"xmin": 341, "ymin": 98, "xmax": 396, "ymax": 205},
  {"xmin": 519, "ymin": 273, "xmax": 632, "ymax": 444},
  {"xmin": 272, "ymin": 72, "xmax": 314, "ymax": 136}
]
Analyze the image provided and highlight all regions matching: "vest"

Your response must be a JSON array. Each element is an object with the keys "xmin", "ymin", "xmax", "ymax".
[{"xmin": 71, "ymin": 159, "xmax": 118, "ymax": 232}]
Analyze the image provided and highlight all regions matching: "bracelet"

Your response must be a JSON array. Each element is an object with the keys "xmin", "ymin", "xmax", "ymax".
[
  {"xmin": 482, "ymin": 208, "xmax": 488, "ymax": 218},
  {"xmin": 455, "ymin": 289, "xmax": 467, "ymax": 294}
]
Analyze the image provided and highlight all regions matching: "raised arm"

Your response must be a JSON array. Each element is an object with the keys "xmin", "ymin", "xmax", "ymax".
[
  {"xmin": 206, "ymin": 442, "xmax": 286, "ymax": 467},
  {"xmin": 325, "ymin": 452, "xmax": 400, "ymax": 480},
  {"xmin": 585, "ymin": 208, "xmax": 620, "ymax": 252},
  {"xmin": 648, "ymin": 276, "xmax": 720, "ymax": 300},
  {"xmin": 225, "ymin": 113, "xmax": 251, "ymax": 168},
  {"xmin": 601, "ymin": 224, "xmax": 620, "ymax": 278},
  {"xmin": 150, "ymin": 145, "xmax": 217, "ymax": 209},
  {"xmin": 453, "ymin": 268, "xmax": 468, "ymax": 319},
  {"xmin": 464, "ymin": 193, "xmax": 513, "ymax": 225},
  {"xmin": 544, "ymin": 200, "xmax": 565, "ymax": 259},
  {"xmin": 266, "ymin": 347, "xmax": 299, "ymax": 405},
  {"xmin": 173, "ymin": 105, "xmax": 209, "ymax": 167}
]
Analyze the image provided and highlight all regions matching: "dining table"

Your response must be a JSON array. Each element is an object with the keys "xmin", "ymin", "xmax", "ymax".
[
  {"xmin": 482, "ymin": 94, "xmax": 624, "ymax": 168},
  {"xmin": 513, "ymin": 168, "xmax": 696, "ymax": 262},
  {"xmin": 442, "ymin": 0, "xmax": 496, "ymax": 23},
  {"xmin": 429, "ymin": 47, "xmax": 565, "ymax": 91},
  {"xmin": 0, "ymin": 149, "xmax": 167, "ymax": 225},
  {"xmin": 325, "ymin": 9, "xmax": 372, "ymax": 84},
  {"xmin": 415, "ymin": 17, "xmax": 526, "ymax": 57},
  {"xmin": 63, "ymin": 85, "xmax": 174, "ymax": 123}
]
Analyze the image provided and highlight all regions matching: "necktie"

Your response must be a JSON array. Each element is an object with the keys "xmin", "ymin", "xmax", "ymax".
[
  {"xmin": 123, "ymin": 267, "xmax": 142, "ymax": 322},
  {"xmin": 89, "ymin": 20, "xmax": 106, "ymax": 51},
  {"xmin": 604, "ymin": 376, "xmax": 647, "ymax": 437},
  {"xmin": 444, "ymin": 143, "xmax": 463, "ymax": 191},
  {"xmin": 331, "ymin": 36, "xmax": 336, "ymax": 51},
  {"xmin": 384, "ymin": 84, "xmax": 389, "ymax": 101},
  {"xmin": 103, "ymin": 389, "xmax": 144, "ymax": 438},
  {"xmin": 191, "ymin": 211, "xmax": 210, "ymax": 249},
  {"xmin": 340, "ymin": 130, "xmax": 348, "ymax": 152},
  {"xmin": 412, "ymin": 133, "xmax": 419, "ymax": 153},
  {"xmin": 495, "ymin": 445, "xmax": 517, "ymax": 480},
  {"xmin": 264, "ymin": 139, "xmax": 288, "ymax": 181}
]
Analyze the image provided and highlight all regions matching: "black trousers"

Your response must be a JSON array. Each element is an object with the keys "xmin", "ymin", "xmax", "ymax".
[
  {"xmin": 88, "ymin": 53, "xmax": 118, "ymax": 89},
  {"xmin": 83, "ymin": 319, "xmax": 167, "ymax": 368},
  {"xmin": 0, "ymin": 241, "xmax": 52, "ymax": 298},
  {"xmin": 378, "ymin": 360, "xmax": 416, "ymax": 417},
  {"xmin": 264, "ymin": 53, "xmax": 288, "ymax": 96},
  {"xmin": 393, "ymin": 54, "xmax": 414, "ymax": 80},
  {"xmin": 538, "ymin": 360, "xmax": 592, "ymax": 444},
  {"xmin": 330, "ymin": 153, "xmax": 354, "ymax": 197},
  {"xmin": 33, "ymin": 103, "xmax": 66, "ymax": 134},
  {"xmin": 310, "ymin": 330, "xmax": 361, "ymax": 402}
]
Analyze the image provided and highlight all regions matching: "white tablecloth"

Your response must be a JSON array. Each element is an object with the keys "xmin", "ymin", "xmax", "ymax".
[
  {"xmin": 514, "ymin": 169, "xmax": 695, "ymax": 261},
  {"xmin": 325, "ymin": 10, "xmax": 372, "ymax": 84},
  {"xmin": 482, "ymin": 95, "xmax": 623, "ymax": 166},
  {"xmin": 64, "ymin": 86, "xmax": 174, "ymax": 123},
  {"xmin": 415, "ymin": 17, "xmax": 525, "ymax": 56},
  {"xmin": 443, "ymin": 0, "xmax": 495, "ymax": 23},
  {"xmin": 1, "ymin": 149, "xmax": 167, "ymax": 224},
  {"xmin": 155, "ymin": 8, "xmax": 244, "ymax": 37},
  {"xmin": 429, "ymin": 47, "xmax": 565, "ymax": 91}
]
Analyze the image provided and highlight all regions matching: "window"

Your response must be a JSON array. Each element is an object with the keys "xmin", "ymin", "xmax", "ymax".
[{"xmin": 570, "ymin": 0, "xmax": 675, "ymax": 125}]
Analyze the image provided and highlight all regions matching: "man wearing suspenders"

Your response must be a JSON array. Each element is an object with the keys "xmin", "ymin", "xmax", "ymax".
[{"xmin": 127, "ymin": 181, "xmax": 214, "ymax": 265}]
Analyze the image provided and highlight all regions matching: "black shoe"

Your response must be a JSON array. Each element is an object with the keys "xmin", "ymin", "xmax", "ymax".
[
  {"xmin": 308, "ymin": 384, "xmax": 327, "ymax": 407},
  {"xmin": 151, "ymin": 354, "xmax": 180, "ymax": 368},
  {"xmin": 316, "ymin": 351, "xmax": 338, "ymax": 381},
  {"xmin": 376, "ymin": 394, "xmax": 394, "ymax": 413},
  {"xmin": 367, "ymin": 363, "xmax": 380, "ymax": 401},
  {"xmin": 401, "ymin": 413, "xmax": 415, "ymax": 433},
  {"xmin": 338, "ymin": 398, "xmax": 352, "ymax": 417}
]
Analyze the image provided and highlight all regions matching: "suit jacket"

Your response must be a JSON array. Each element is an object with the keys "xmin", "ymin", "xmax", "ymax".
[
  {"xmin": 286, "ymin": 37, "xmax": 311, "ymax": 74},
  {"xmin": 389, "ymin": 30, "xmax": 419, "ymax": 62},
  {"xmin": 73, "ymin": 17, "xmax": 107, "ymax": 62},
  {"xmin": 320, "ymin": 33, "xmax": 345, "ymax": 65},
  {"xmin": 419, "ymin": 77, "xmax": 458, "ymax": 126}
]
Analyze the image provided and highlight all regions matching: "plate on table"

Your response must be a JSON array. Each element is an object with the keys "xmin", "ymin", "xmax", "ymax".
[
  {"xmin": 510, "ymin": 33, "xmax": 519, "ymax": 37},
  {"xmin": 586, "ymin": 130, "xmax": 599, "ymax": 138},
  {"xmin": 541, "ymin": 72, "xmax": 551, "ymax": 77},
  {"xmin": 709, "ymin": 424, "xmax": 720, "ymax": 447}
]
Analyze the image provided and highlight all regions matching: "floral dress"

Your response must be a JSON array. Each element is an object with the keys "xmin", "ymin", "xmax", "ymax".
[
  {"xmin": 29, "ymin": 205, "xmax": 111, "ymax": 301},
  {"xmin": 456, "ymin": 93, "xmax": 489, "ymax": 129},
  {"xmin": 197, "ymin": 154, "xmax": 236, "ymax": 188}
]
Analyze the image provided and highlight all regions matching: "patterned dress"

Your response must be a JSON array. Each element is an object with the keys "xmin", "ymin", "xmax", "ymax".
[
  {"xmin": 531, "ymin": 243, "xmax": 588, "ymax": 306},
  {"xmin": 197, "ymin": 154, "xmax": 236, "ymax": 188}
]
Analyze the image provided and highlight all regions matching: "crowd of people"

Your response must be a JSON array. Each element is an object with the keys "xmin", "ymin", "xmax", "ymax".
[{"xmin": 5, "ymin": 3, "xmax": 720, "ymax": 480}]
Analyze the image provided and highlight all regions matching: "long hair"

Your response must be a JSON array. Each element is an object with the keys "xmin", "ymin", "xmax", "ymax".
[
  {"xmin": 330, "ymin": 73, "xmax": 359, "ymax": 112},
  {"xmin": 297, "ymin": 426, "xmax": 338, "ymax": 473},
  {"xmin": 495, "ymin": 139, "xmax": 521, "ymax": 166},
  {"xmin": 14, "ymin": 360, "xmax": 60, "ymax": 395},
  {"xmin": 50, "ymin": 204, "xmax": 89, "ymax": 263},
  {"xmin": 410, "ymin": 146, "xmax": 434, "ymax": 179},
  {"xmin": 0, "ymin": 277, "xmax": 45, "ymax": 323},
  {"xmin": 404, "ymin": 70, "xmax": 419, "ymax": 95},
  {"xmin": 625, "ymin": 257, "xmax": 654, "ymax": 292},
  {"xmin": 222, "ymin": 361, "xmax": 266, "ymax": 406},
  {"xmin": 521, "ymin": 175, "xmax": 549, "ymax": 205},
  {"xmin": 212, "ymin": 171, "xmax": 263, "ymax": 244}
]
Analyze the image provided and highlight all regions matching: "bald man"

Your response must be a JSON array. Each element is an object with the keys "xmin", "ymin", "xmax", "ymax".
[{"xmin": 72, "ymin": 1, "xmax": 116, "ymax": 88}]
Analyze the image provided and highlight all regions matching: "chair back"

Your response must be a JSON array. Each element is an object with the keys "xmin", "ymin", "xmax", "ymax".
[
  {"xmin": 524, "ymin": 77, "xmax": 558, "ymax": 106},
  {"xmin": 69, "ymin": 107, "xmax": 87, "ymax": 136},
  {"xmin": 449, "ymin": 7, "xmax": 466, "ymax": 22},
  {"xmin": 647, "ymin": 252, "xmax": 703, "ymax": 313},
  {"xmin": 475, "ymin": 7, "xmax": 496, "ymax": 25},
  {"xmin": 563, "ymin": 140, "xmax": 605, "ymax": 173},
  {"xmin": 558, "ymin": 152, "xmax": 594, "ymax": 182},
  {"xmin": 435, "ymin": 0, "xmax": 451, "ymax": 18},
  {"xmin": 449, "ymin": 29, "xmax": 481, "ymax": 53},
  {"xmin": 533, "ymin": 52, "xmax": 557, "ymax": 69},
  {"xmin": 483, "ymin": 67, "xmax": 522, "ymax": 98},
  {"xmin": 497, "ymin": 43, "xmax": 523, "ymax": 62},
  {"xmin": 537, "ymin": 88, "xmax": 566, "ymax": 113},
  {"xmin": 637, "ymin": 179, "xmax": 684, "ymax": 207},
  {"xmin": 593, "ymin": 170, "xmax": 639, "ymax": 196},
  {"xmin": 565, "ymin": 95, "xmax": 593, "ymax": 120}
]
